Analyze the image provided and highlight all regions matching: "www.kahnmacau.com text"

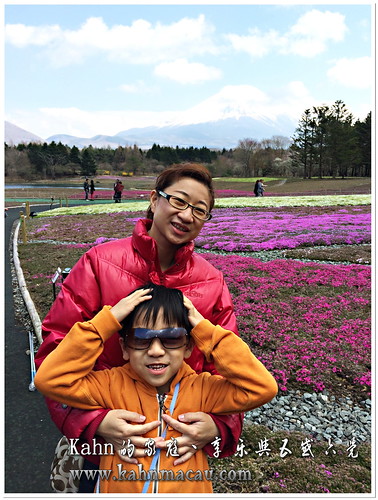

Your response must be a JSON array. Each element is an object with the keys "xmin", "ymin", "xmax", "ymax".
[{"xmin": 70, "ymin": 464, "xmax": 252, "ymax": 482}]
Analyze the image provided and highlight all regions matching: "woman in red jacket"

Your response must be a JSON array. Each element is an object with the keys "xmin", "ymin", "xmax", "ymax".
[{"xmin": 36, "ymin": 163, "xmax": 243, "ymax": 491}]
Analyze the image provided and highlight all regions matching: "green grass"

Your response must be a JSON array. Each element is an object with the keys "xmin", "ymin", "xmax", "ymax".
[
  {"xmin": 209, "ymin": 425, "xmax": 371, "ymax": 494},
  {"xmin": 213, "ymin": 177, "xmax": 280, "ymax": 182}
]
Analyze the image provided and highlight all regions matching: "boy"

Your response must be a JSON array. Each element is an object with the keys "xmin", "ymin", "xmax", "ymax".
[{"xmin": 35, "ymin": 284, "xmax": 277, "ymax": 493}]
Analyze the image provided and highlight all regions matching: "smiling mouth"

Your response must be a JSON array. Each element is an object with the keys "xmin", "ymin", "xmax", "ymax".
[
  {"xmin": 171, "ymin": 222, "xmax": 189, "ymax": 232},
  {"xmin": 147, "ymin": 364, "xmax": 168, "ymax": 371}
]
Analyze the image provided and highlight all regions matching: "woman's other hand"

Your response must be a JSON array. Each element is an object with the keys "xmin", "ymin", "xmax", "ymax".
[
  {"xmin": 156, "ymin": 411, "xmax": 219, "ymax": 465},
  {"xmin": 96, "ymin": 409, "xmax": 160, "ymax": 463}
]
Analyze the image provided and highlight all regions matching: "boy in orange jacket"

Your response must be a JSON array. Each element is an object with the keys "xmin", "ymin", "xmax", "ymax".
[{"xmin": 35, "ymin": 283, "xmax": 277, "ymax": 494}]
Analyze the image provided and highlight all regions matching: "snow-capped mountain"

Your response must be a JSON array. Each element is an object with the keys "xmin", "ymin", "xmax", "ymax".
[
  {"xmin": 115, "ymin": 115, "xmax": 295, "ymax": 149},
  {"xmin": 5, "ymin": 122, "xmax": 44, "ymax": 145},
  {"xmin": 5, "ymin": 115, "xmax": 295, "ymax": 150}
]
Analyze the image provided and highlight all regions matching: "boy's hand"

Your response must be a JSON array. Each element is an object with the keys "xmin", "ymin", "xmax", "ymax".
[
  {"xmin": 110, "ymin": 288, "xmax": 152, "ymax": 323},
  {"xmin": 156, "ymin": 412, "xmax": 219, "ymax": 465},
  {"xmin": 183, "ymin": 295, "xmax": 205, "ymax": 328}
]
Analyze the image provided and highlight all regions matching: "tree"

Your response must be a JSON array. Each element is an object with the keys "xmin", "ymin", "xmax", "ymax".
[
  {"xmin": 290, "ymin": 109, "xmax": 313, "ymax": 178},
  {"xmin": 81, "ymin": 148, "xmax": 97, "ymax": 176},
  {"xmin": 234, "ymin": 138, "xmax": 260, "ymax": 177},
  {"xmin": 353, "ymin": 112, "xmax": 371, "ymax": 177},
  {"xmin": 69, "ymin": 145, "xmax": 81, "ymax": 165},
  {"xmin": 325, "ymin": 101, "xmax": 355, "ymax": 178},
  {"xmin": 290, "ymin": 101, "xmax": 367, "ymax": 178}
]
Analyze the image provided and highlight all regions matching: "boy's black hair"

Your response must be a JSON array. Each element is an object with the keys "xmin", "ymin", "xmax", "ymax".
[{"xmin": 119, "ymin": 282, "xmax": 192, "ymax": 340}]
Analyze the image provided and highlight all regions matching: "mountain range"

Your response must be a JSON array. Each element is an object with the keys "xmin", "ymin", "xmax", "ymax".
[{"xmin": 5, "ymin": 115, "xmax": 295, "ymax": 150}]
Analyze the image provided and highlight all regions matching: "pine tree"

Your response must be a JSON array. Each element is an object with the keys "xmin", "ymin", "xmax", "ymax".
[{"xmin": 81, "ymin": 148, "xmax": 97, "ymax": 176}]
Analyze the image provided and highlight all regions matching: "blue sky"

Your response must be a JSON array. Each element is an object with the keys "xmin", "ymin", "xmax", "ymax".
[{"xmin": 4, "ymin": 2, "xmax": 373, "ymax": 140}]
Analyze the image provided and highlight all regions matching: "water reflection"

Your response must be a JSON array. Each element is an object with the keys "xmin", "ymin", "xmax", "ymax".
[{"xmin": 5, "ymin": 184, "xmax": 112, "ymax": 190}]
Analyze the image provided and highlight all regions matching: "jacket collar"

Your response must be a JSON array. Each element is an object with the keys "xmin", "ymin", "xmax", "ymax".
[{"xmin": 132, "ymin": 219, "xmax": 194, "ymax": 271}]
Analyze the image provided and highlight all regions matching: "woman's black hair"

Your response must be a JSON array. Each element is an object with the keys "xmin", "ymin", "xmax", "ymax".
[{"xmin": 119, "ymin": 282, "xmax": 192, "ymax": 340}]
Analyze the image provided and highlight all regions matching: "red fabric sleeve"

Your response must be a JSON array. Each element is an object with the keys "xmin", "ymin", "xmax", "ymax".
[{"xmin": 35, "ymin": 249, "xmax": 111, "ymax": 439}]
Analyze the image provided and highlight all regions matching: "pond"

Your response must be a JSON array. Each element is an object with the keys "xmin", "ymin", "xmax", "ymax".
[{"xmin": 5, "ymin": 184, "xmax": 112, "ymax": 190}]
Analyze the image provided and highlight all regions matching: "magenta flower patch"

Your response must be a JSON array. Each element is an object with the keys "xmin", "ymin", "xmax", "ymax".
[
  {"xmin": 196, "ymin": 206, "xmax": 370, "ymax": 252},
  {"xmin": 201, "ymin": 253, "xmax": 371, "ymax": 396}
]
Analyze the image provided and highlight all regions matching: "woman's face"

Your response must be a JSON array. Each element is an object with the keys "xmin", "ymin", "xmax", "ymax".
[{"xmin": 148, "ymin": 177, "xmax": 212, "ymax": 249}]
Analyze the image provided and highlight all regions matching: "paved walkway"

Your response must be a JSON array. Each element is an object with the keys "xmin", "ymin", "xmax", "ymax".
[{"xmin": 5, "ymin": 206, "xmax": 61, "ymax": 493}]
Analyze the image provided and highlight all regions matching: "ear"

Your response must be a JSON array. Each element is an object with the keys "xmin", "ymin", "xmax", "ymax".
[
  {"xmin": 119, "ymin": 337, "xmax": 130, "ymax": 362},
  {"xmin": 149, "ymin": 190, "xmax": 158, "ymax": 214},
  {"xmin": 184, "ymin": 338, "xmax": 194, "ymax": 359}
]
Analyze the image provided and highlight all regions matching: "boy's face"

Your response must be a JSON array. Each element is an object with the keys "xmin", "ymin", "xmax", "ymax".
[{"xmin": 120, "ymin": 311, "xmax": 193, "ymax": 394}]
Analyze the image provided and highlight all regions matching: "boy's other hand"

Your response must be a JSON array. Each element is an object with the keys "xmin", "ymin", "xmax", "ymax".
[
  {"xmin": 183, "ymin": 296, "xmax": 205, "ymax": 328},
  {"xmin": 110, "ymin": 288, "xmax": 152, "ymax": 323},
  {"xmin": 156, "ymin": 412, "xmax": 218, "ymax": 465}
]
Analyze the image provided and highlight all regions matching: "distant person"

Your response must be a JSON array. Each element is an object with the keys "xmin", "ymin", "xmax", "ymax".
[
  {"xmin": 253, "ymin": 180, "xmax": 259, "ymax": 197},
  {"xmin": 113, "ymin": 179, "xmax": 119, "ymax": 198},
  {"xmin": 257, "ymin": 179, "xmax": 266, "ymax": 197},
  {"xmin": 259, "ymin": 180, "xmax": 267, "ymax": 196},
  {"xmin": 114, "ymin": 180, "xmax": 124, "ymax": 203},
  {"xmin": 83, "ymin": 178, "xmax": 90, "ymax": 201},
  {"xmin": 90, "ymin": 180, "xmax": 95, "ymax": 201}
]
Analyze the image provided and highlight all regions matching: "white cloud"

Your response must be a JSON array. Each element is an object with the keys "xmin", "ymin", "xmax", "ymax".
[
  {"xmin": 119, "ymin": 81, "xmax": 155, "ymax": 94},
  {"xmin": 226, "ymin": 9, "xmax": 347, "ymax": 58},
  {"xmin": 5, "ymin": 107, "xmax": 177, "ymax": 139},
  {"xmin": 4, "ymin": 23, "xmax": 62, "ymax": 47},
  {"xmin": 288, "ymin": 10, "xmax": 347, "ymax": 42},
  {"xmin": 225, "ymin": 29, "xmax": 282, "ymax": 58},
  {"xmin": 119, "ymin": 84, "xmax": 139, "ymax": 94},
  {"xmin": 327, "ymin": 57, "xmax": 372, "ymax": 89},
  {"xmin": 5, "ymin": 15, "xmax": 219, "ymax": 67},
  {"xmin": 154, "ymin": 58, "xmax": 222, "ymax": 84}
]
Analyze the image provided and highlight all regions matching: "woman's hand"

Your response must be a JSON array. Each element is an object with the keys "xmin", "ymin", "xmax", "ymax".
[
  {"xmin": 96, "ymin": 409, "xmax": 160, "ymax": 463},
  {"xmin": 156, "ymin": 411, "xmax": 219, "ymax": 466}
]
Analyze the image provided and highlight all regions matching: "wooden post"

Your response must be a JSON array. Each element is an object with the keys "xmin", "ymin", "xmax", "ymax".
[
  {"xmin": 59, "ymin": 197, "xmax": 62, "ymax": 208},
  {"xmin": 26, "ymin": 201, "xmax": 30, "ymax": 218},
  {"xmin": 20, "ymin": 215, "xmax": 27, "ymax": 244},
  {"xmin": 65, "ymin": 196, "xmax": 68, "ymax": 207}
]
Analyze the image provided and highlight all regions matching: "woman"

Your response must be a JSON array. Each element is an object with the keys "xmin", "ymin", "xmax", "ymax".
[
  {"xmin": 89, "ymin": 180, "xmax": 95, "ymax": 200},
  {"xmin": 35, "ymin": 163, "xmax": 243, "ymax": 491},
  {"xmin": 114, "ymin": 180, "xmax": 124, "ymax": 203}
]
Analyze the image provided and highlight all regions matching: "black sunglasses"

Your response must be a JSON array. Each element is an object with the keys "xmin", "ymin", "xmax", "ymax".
[{"xmin": 125, "ymin": 327, "xmax": 189, "ymax": 350}]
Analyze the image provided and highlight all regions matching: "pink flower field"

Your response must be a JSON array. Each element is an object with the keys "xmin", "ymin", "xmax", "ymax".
[
  {"xmin": 68, "ymin": 189, "xmax": 150, "ymax": 200},
  {"xmin": 201, "ymin": 253, "xmax": 370, "ymax": 399},
  {"xmin": 196, "ymin": 206, "xmax": 370, "ymax": 252},
  {"xmin": 68, "ymin": 189, "xmax": 256, "ymax": 199}
]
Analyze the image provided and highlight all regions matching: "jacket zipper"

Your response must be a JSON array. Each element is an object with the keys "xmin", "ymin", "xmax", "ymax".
[{"xmin": 153, "ymin": 393, "xmax": 167, "ymax": 493}]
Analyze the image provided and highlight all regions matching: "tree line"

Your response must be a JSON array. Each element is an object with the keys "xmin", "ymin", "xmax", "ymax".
[
  {"xmin": 4, "ymin": 100, "xmax": 371, "ymax": 180},
  {"xmin": 290, "ymin": 100, "xmax": 371, "ymax": 178}
]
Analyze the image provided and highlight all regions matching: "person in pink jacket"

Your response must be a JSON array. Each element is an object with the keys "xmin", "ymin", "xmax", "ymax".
[{"xmin": 35, "ymin": 163, "xmax": 244, "ymax": 491}]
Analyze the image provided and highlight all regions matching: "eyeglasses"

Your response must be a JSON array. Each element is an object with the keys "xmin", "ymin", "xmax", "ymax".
[
  {"xmin": 158, "ymin": 191, "xmax": 212, "ymax": 221},
  {"xmin": 125, "ymin": 327, "xmax": 189, "ymax": 350}
]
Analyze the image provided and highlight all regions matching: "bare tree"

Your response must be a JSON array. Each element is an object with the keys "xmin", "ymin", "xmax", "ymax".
[{"xmin": 234, "ymin": 138, "xmax": 260, "ymax": 177}]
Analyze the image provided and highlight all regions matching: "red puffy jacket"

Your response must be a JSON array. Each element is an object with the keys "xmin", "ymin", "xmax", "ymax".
[{"xmin": 36, "ymin": 218, "xmax": 243, "ymax": 461}]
